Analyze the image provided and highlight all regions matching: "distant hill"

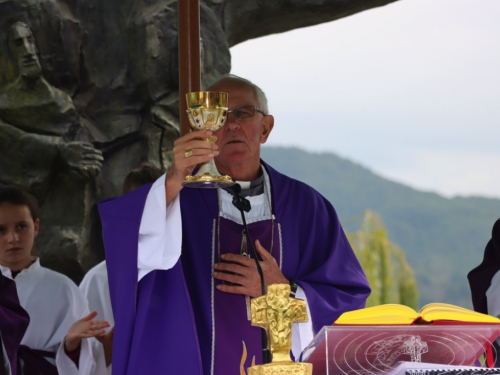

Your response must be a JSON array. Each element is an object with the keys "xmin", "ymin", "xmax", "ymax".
[{"xmin": 261, "ymin": 146, "xmax": 500, "ymax": 308}]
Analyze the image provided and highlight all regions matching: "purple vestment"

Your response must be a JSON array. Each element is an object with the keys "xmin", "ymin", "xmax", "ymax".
[
  {"xmin": 99, "ymin": 161, "xmax": 370, "ymax": 375},
  {"xmin": 0, "ymin": 274, "xmax": 30, "ymax": 375}
]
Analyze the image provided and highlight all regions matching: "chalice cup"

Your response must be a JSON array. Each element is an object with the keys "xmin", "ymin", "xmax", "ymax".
[{"xmin": 183, "ymin": 91, "xmax": 234, "ymax": 188}]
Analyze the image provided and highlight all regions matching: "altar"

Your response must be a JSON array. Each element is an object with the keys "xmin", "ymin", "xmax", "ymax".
[{"xmin": 302, "ymin": 325, "xmax": 500, "ymax": 375}]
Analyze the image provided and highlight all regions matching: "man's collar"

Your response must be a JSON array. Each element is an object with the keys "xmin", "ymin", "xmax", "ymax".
[{"xmin": 222, "ymin": 168, "xmax": 264, "ymax": 197}]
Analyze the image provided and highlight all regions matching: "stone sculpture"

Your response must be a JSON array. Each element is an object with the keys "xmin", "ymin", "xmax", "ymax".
[{"xmin": 0, "ymin": 21, "xmax": 103, "ymax": 282}]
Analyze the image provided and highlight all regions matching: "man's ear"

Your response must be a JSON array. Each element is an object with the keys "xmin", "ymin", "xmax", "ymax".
[{"xmin": 260, "ymin": 115, "xmax": 274, "ymax": 144}]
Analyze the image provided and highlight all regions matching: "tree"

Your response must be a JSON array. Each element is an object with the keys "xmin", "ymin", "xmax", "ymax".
[{"xmin": 346, "ymin": 210, "xmax": 418, "ymax": 309}]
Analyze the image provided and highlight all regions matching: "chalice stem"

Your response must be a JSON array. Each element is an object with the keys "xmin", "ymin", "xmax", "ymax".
[{"xmin": 196, "ymin": 157, "xmax": 220, "ymax": 177}]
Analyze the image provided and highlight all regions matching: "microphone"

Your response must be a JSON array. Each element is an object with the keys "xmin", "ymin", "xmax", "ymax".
[
  {"xmin": 231, "ymin": 184, "xmax": 251, "ymax": 212},
  {"xmin": 231, "ymin": 183, "xmax": 241, "ymax": 194},
  {"xmin": 231, "ymin": 183, "xmax": 271, "ymax": 364}
]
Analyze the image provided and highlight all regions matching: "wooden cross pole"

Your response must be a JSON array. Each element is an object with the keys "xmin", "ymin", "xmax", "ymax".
[{"xmin": 178, "ymin": 0, "xmax": 201, "ymax": 136}]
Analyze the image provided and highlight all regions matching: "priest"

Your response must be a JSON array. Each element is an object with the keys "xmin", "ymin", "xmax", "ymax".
[{"xmin": 99, "ymin": 75, "xmax": 371, "ymax": 375}]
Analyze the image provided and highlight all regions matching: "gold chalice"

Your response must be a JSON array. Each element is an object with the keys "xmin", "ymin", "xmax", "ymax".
[{"xmin": 183, "ymin": 91, "xmax": 234, "ymax": 188}]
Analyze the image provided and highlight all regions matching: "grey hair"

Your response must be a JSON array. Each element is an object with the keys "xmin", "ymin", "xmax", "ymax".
[{"xmin": 208, "ymin": 74, "xmax": 269, "ymax": 115}]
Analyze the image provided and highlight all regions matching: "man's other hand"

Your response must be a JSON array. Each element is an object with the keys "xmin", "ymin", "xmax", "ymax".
[{"xmin": 213, "ymin": 239, "xmax": 289, "ymax": 297}]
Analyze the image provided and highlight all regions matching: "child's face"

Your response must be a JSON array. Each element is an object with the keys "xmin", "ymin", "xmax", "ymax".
[{"xmin": 0, "ymin": 203, "xmax": 39, "ymax": 272}]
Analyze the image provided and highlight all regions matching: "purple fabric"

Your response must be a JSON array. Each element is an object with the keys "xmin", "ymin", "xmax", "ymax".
[
  {"xmin": 99, "ymin": 161, "xmax": 371, "ymax": 375},
  {"xmin": 63, "ymin": 344, "xmax": 81, "ymax": 368},
  {"xmin": 0, "ymin": 274, "xmax": 30, "ymax": 375},
  {"xmin": 468, "ymin": 218, "xmax": 500, "ymax": 314},
  {"xmin": 263, "ymin": 162, "xmax": 370, "ymax": 332},
  {"xmin": 16, "ymin": 346, "xmax": 57, "ymax": 375},
  {"xmin": 99, "ymin": 184, "xmax": 203, "ymax": 375},
  {"xmin": 211, "ymin": 217, "xmax": 277, "ymax": 372}
]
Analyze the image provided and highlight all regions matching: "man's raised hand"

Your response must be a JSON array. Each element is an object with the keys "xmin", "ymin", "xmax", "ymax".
[{"xmin": 165, "ymin": 130, "xmax": 219, "ymax": 205}]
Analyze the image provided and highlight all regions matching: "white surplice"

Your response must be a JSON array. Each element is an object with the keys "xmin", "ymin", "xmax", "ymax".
[
  {"xmin": 486, "ymin": 269, "xmax": 500, "ymax": 319},
  {"xmin": 1, "ymin": 332, "xmax": 12, "ymax": 375},
  {"xmin": 0, "ymin": 258, "xmax": 107, "ymax": 375},
  {"xmin": 77, "ymin": 260, "xmax": 113, "ymax": 375},
  {"xmin": 79, "ymin": 261, "xmax": 114, "ymax": 328}
]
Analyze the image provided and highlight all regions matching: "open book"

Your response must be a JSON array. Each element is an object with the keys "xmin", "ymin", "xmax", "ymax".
[{"xmin": 334, "ymin": 303, "xmax": 500, "ymax": 325}]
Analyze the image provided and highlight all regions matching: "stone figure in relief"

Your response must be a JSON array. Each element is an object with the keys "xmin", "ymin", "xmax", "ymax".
[{"xmin": 0, "ymin": 22, "xmax": 103, "ymax": 281}]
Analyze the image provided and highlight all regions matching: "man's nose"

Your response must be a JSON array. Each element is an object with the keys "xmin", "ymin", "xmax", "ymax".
[{"xmin": 224, "ymin": 116, "xmax": 241, "ymax": 131}]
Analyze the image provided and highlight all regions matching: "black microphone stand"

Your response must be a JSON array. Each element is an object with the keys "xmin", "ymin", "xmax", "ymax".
[{"xmin": 231, "ymin": 184, "xmax": 271, "ymax": 364}]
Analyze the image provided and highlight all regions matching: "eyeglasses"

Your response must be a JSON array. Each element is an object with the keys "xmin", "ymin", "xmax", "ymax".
[{"xmin": 227, "ymin": 105, "xmax": 266, "ymax": 120}]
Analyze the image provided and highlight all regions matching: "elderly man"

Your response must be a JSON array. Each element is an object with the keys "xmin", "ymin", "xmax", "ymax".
[{"xmin": 99, "ymin": 75, "xmax": 370, "ymax": 375}]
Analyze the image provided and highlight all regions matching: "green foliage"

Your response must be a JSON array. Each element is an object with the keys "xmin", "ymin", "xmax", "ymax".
[
  {"xmin": 346, "ymin": 210, "xmax": 419, "ymax": 309},
  {"xmin": 261, "ymin": 146, "xmax": 500, "ymax": 308}
]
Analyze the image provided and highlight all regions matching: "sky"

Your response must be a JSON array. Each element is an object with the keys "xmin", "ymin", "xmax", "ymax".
[{"xmin": 230, "ymin": 0, "xmax": 500, "ymax": 199}]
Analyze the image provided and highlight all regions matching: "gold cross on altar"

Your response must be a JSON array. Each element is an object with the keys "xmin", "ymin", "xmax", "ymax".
[{"xmin": 250, "ymin": 283, "xmax": 308, "ymax": 363}]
